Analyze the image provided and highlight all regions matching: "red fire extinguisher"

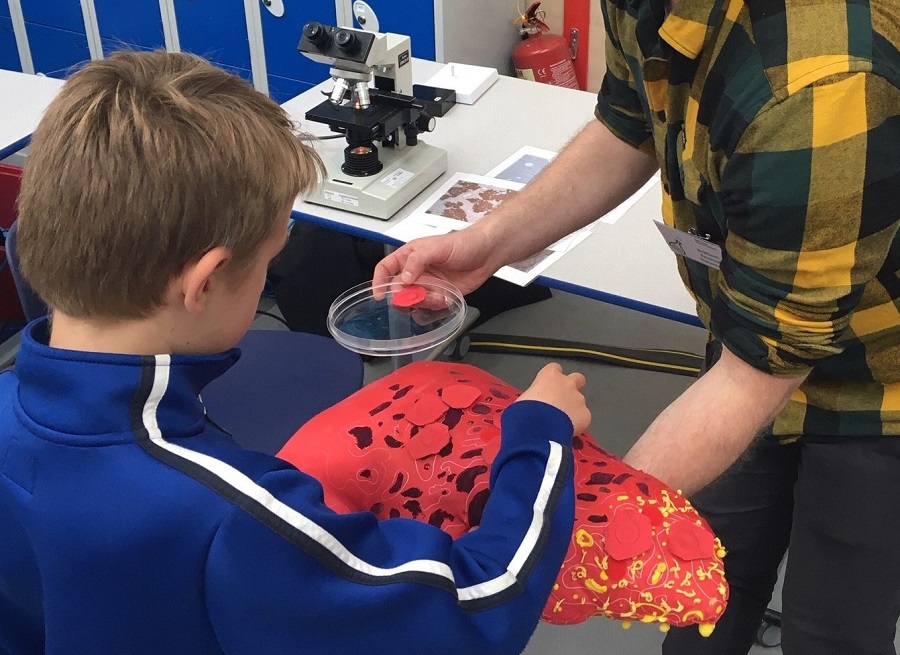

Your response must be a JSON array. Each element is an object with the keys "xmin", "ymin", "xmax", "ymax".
[{"xmin": 512, "ymin": 2, "xmax": 580, "ymax": 89}]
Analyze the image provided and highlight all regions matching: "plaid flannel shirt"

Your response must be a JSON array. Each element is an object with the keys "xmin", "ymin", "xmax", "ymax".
[{"xmin": 596, "ymin": 0, "xmax": 900, "ymax": 439}]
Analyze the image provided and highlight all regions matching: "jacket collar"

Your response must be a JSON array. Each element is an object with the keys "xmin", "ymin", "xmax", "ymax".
[
  {"xmin": 13, "ymin": 319, "xmax": 240, "ymax": 444},
  {"xmin": 658, "ymin": 0, "xmax": 728, "ymax": 59}
]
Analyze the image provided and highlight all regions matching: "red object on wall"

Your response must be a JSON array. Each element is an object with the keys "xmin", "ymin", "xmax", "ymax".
[
  {"xmin": 513, "ymin": 2, "xmax": 581, "ymax": 89},
  {"xmin": 0, "ymin": 164, "xmax": 26, "ymax": 322},
  {"xmin": 563, "ymin": 0, "xmax": 591, "ymax": 92}
]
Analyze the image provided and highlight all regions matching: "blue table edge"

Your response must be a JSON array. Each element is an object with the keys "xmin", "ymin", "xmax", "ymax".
[
  {"xmin": 0, "ymin": 135, "xmax": 31, "ymax": 163},
  {"xmin": 290, "ymin": 208, "xmax": 705, "ymax": 329}
]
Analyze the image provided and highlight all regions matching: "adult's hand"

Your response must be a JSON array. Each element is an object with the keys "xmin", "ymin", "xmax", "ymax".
[{"xmin": 374, "ymin": 227, "xmax": 501, "ymax": 295}]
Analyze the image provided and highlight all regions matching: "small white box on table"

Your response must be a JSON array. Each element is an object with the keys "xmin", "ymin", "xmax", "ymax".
[{"xmin": 424, "ymin": 63, "xmax": 499, "ymax": 105}]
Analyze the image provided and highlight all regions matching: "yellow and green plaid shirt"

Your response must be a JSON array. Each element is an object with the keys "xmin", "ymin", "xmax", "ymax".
[{"xmin": 596, "ymin": 0, "xmax": 900, "ymax": 440}]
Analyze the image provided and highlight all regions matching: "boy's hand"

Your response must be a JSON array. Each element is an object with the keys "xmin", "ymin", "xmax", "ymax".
[{"xmin": 517, "ymin": 363, "xmax": 590, "ymax": 435}]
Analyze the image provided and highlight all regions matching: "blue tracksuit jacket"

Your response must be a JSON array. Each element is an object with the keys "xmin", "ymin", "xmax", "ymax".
[{"xmin": 0, "ymin": 320, "xmax": 574, "ymax": 654}]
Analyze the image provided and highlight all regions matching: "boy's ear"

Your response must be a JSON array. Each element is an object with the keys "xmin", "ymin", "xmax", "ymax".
[{"xmin": 179, "ymin": 246, "xmax": 232, "ymax": 314}]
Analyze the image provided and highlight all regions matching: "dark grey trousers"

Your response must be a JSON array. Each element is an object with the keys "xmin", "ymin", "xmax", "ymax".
[{"xmin": 662, "ymin": 435, "xmax": 900, "ymax": 655}]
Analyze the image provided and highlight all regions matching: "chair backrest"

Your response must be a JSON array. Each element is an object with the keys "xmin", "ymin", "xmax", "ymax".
[
  {"xmin": 6, "ymin": 220, "xmax": 49, "ymax": 322},
  {"xmin": 5, "ymin": 218, "xmax": 365, "ymax": 451}
]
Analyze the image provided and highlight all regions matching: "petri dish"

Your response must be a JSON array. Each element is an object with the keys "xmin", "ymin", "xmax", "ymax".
[{"xmin": 327, "ymin": 276, "xmax": 467, "ymax": 357}]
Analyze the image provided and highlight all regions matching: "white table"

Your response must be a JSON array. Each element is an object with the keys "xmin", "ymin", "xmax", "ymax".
[
  {"xmin": 0, "ymin": 63, "xmax": 700, "ymax": 327},
  {"xmin": 0, "ymin": 69, "xmax": 64, "ymax": 160},
  {"xmin": 282, "ymin": 61, "xmax": 700, "ymax": 327}
]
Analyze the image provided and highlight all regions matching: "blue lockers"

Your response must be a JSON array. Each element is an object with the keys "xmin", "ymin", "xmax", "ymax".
[
  {"xmin": 19, "ymin": 0, "xmax": 85, "ymax": 33},
  {"xmin": 93, "ymin": 0, "xmax": 166, "ymax": 54},
  {"xmin": 260, "ymin": 2, "xmax": 335, "ymax": 102},
  {"xmin": 348, "ymin": 1, "xmax": 435, "ymax": 61},
  {"xmin": 0, "ymin": 16, "xmax": 22, "ymax": 71},
  {"xmin": 173, "ymin": 0, "xmax": 253, "ymax": 81},
  {"xmin": 24, "ymin": 24, "xmax": 91, "ymax": 77},
  {"xmin": 18, "ymin": 0, "xmax": 91, "ymax": 77},
  {"xmin": 3, "ymin": 1, "xmax": 442, "ymax": 102}
]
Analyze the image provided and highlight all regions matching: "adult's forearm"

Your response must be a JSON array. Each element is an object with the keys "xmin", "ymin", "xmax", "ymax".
[
  {"xmin": 623, "ymin": 346, "xmax": 807, "ymax": 495},
  {"xmin": 477, "ymin": 119, "xmax": 659, "ymax": 268}
]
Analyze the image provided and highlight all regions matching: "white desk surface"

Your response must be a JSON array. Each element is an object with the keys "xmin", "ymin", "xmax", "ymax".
[
  {"xmin": 0, "ymin": 63, "xmax": 698, "ymax": 325},
  {"xmin": 0, "ymin": 69, "xmax": 65, "ymax": 160},
  {"xmin": 283, "ymin": 60, "xmax": 699, "ymax": 326}
]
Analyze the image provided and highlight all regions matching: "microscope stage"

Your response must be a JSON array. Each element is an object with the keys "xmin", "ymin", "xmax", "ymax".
[{"xmin": 309, "ymin": 142, "xmax": 447, "ymax": 220}]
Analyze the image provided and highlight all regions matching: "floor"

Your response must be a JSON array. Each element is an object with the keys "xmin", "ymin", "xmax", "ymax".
[{"xmin": 255, "ymin": 288, "xmax": 900, "ymax": 655}]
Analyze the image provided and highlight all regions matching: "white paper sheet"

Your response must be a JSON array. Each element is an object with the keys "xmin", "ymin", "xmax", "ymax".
[
  {"xmin": 385, "ymin": 154, "xmax": 660, "ymax": 287},
  {"xmin": 386, "ymin": 172, "xmax": 575, "ymax": 286},
  {"xmin": 485, "ymin": 145, "xmax": 558, "ymax": 184}
]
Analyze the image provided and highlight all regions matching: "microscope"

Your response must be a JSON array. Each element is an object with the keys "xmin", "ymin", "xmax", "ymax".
[{"xmin": 298, "ymin": 22, "xmax": 449, "ymax": 220}]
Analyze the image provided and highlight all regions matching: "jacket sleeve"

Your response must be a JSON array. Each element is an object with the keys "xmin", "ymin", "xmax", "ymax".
[
  {"xmin": 203, "ymin": 400, "xmax": 575, "ymax": 655},
  {"xmin": 593, "ymin": 0, "xmax": 655, "ymax": 154},
  {"xmin": 715, "ymin": 71, "xmax": 900, "ymax": 376}
]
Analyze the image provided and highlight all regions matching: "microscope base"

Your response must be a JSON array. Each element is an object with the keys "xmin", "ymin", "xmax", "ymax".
[{"xmin": 307, "ymin": 142, "xmax": 448, "ymax": 220}]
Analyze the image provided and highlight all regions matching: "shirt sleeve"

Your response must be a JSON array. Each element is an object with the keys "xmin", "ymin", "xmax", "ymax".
[
  {"xmin": 714, "ymin": 71, "xmax": 900, "ymax": 376},
  {"xmin": 203, "ymin": 401, "xmax": 575, "ymax": 655},
  {"xmin": 594, "ymin": 1, "xmax": 655, "ymax": 154}
]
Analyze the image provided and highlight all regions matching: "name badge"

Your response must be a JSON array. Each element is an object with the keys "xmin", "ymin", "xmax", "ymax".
[{"xmin": 654, "ymin": 221, "xmax": 722, "ymax": 270}]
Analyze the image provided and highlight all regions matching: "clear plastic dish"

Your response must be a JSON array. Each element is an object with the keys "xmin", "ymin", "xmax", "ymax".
[{"xmin": 327, "ymin": 276, "xmax": 467, "ymax": 357}]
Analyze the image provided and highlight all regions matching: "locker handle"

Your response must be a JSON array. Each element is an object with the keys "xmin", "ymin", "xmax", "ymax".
[{"xmin": 261, "ymin": 0, "xmax": 284, "ymax": 18}]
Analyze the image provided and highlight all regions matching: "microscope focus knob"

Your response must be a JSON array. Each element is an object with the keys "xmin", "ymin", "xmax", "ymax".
[
  {"xmin": 302, "ymin": 22, "xmax": 329, "ymax": 47},
  {"xmin": 334, "ymin": 29, "xmax": 359, "ymax": 53},
  {"xmin": 415, "ymin": 114, "xmax": 437, "ymax": 133}
]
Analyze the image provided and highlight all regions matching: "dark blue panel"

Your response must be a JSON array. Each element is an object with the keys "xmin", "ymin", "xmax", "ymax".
[
  {"xmin": 100, "ymin": 38, "xmax": 156, "ymax": 57},
  {"xmin": 260, "ymin": 1, "xmax": 333, "ymax": 85},
  {"xmin": 20, "ymin": 0, "xmax": 86, "ymax": 33},
  {"xmin": 173, "ymin": 0, "xmax": 251, "ymax": 70},
  {"xmin": 94, "ymin": 0, "xmax": 165, "ymax": 49},
  {"xmin": 0, "ymin": 16, "xmax": 22, "ymax": 71},
  {"xmin": 214, "ymin": 62, "xmax": 253, "ymax": 85},
  {"xmin": 25, "ymin": 22, "xmax": 90, "ymax": 78},
  {"xmin": 355, "ymin": 1, "xmax": 435, "ymax": 60},
  {"xmin": 267, "ymin": 73, "xmax": 313, "ymax": 104}
]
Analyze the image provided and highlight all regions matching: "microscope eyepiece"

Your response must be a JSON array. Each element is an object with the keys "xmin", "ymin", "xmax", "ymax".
[
  {"xmin": 302, "ymin": 21, "xmax": 329, "ymax": 46},
  {"xmin": 334, "ymin": 29, "xmax": 359, "ymax": 53}
]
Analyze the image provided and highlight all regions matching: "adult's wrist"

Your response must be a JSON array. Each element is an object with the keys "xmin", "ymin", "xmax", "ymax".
[{"xmin": 469, "ymin": 218, "xmax": 516, "ymax": 271}]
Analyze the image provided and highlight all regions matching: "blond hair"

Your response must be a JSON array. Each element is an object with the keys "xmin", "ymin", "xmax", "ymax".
[{"xmin": 17, "ymin": 50, "xmax": 324, "ymax": 319}]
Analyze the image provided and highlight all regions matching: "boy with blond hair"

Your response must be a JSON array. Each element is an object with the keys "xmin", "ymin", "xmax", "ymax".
[{"xmin": 0, "ymin": 51, "xmax": 590, "ymax": 655}]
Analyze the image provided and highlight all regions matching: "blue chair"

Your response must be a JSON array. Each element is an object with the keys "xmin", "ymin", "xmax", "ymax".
[{"xmin": 4, "ymin": 219, "xmax": 364, "ymax": 456}]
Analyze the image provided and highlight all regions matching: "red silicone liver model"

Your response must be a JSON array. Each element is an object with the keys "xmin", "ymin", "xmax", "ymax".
[{"xmin": 278, "ymin": 361, "xmax": 728, "ymax": 635}]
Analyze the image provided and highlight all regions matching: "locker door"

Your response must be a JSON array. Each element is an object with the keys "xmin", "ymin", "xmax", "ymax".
[
  {"xmin": 19, "ymin": 0, "xmax": 85, "ymax": 33},
  {"xmin": 347, "ymin": 0, "xmax": 434, "ymax": 60},
  {"xmin": 173, "ymin": 0, "xmax": 253, "ymax": 80},
  {"xmin": 259, "ymin": 0, "xmax": 335, "ymax": 102},
  {"xmin": 93, "ymin": 0, "xmax": 165, "ymax": 53},
  {"xmin": 0, "ymin": 16, "xmax": 23, "ymax": 71},
  {"xmin": 18, "ymin": 0, "xmax": 91, "ymax": 76},
  {"xmin": 25, "ymin": 23, "xmax": 91, "ymax": 77}
]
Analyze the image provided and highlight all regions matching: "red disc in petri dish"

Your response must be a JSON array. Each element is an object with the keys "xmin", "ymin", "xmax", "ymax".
[{"xmin": 391, "ymin": 285, "xmax": 427, "ymax": 308}]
